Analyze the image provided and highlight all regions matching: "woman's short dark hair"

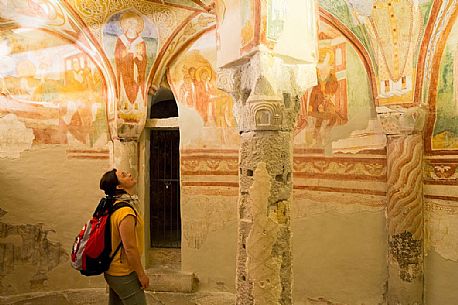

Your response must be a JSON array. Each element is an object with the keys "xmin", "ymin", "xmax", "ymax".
[{"xmin": 100, "ymin": 168, "xmax": 119, "ymax": 196}]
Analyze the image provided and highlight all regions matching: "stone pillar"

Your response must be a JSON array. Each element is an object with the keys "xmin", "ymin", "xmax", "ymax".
[
  {"xmin": 218, "ymin": 53, "xmax": 316, "ymax": 305},
  {"xmin": 235, "ymin": 75, "xmax": 298, "ymax": 305},
  {"xmin": 377, "ymin": 106, "xmax": 427, "ymax": 305},
  {"xmin": 112, "ymin": 139, "xmax": 138, "ymax": 179},
  {"xmin": 215, "ymin": 1, "xmax": 318, "ymax": 303}
]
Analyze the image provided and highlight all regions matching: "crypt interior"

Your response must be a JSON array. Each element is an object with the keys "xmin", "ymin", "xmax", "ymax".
[{"xmin": 0, "ymin": 0, "xmax": 458, "ymax": 305}]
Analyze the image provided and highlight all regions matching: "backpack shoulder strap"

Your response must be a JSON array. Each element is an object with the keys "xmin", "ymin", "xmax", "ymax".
[
  {"xmin": 111, "ymin": 201, "xmax": 137, "ymax": 216},
  {"xmin": 108, "ymin": 201, "xmax": 138, "ymax": 262}
]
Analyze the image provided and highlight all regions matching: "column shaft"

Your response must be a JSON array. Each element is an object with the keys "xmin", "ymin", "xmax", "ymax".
[
  {"xmin": 112, "ymin": 139, "xmax": 139, "ymax": 179},
  {"xmin": 236, "ymin": 131, "xmax": 293, "ymax": 305},
  {"xmin": 386, "ymin": 133, "xmax": 424, "ymax": 305}
]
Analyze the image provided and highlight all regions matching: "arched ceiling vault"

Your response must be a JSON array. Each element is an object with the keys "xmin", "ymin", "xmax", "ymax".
[
  {"xmin": 0, "ymin": 0, "xmax": 118, "ymax": 139},
  {"xmin": 147, "ymin": 12, "xmax": 216, "ymax": 91},
  {"xmin": 319, "ymin": 8, "xmax": 378, "ymax": 105},
  {"xmin": 422, "ymin": 0, "xmax": 458, "ymax": 153}
]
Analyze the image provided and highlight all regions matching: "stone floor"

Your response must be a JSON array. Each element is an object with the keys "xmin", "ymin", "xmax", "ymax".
[
  {"xmin": 0, "ymin": 289, "xmax": 235, "ymax": 305},
  {"xmin": 0, "ymin": 249, "xmax": 235, "ymax": 304}
]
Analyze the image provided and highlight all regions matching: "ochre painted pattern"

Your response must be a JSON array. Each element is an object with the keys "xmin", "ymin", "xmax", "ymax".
[{"xmin": 387, "ymin": 134, "xmax": 423, "ymax": 239}]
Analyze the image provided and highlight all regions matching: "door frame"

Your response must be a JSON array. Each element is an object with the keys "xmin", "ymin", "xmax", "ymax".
[
  {"xmin": 149, "ymin": 127, "xmax": 181, "ymax": 248},
  {"xmin": 139, "ymin": 117, "xmax": 180, "ymax": 267}
]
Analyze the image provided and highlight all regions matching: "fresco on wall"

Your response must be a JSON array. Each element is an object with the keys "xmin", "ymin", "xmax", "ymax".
[
  {"xmin": 169, "ymin": 30, "xmax": 239, "ymax": 148},
  {"xmin": 0, "ymin": 0, "xmax": 66, "ymax": 27},
  {"xmin": 215, "ymin": 0, "xmax": 225, "ymax": 54},
  {"xmin": 431, "ymin": 18, "xmax": 458, "ymax": 150},
  {"xmin": 320, "ymin": 0, "xmax": 433, "ymax": 104},
  {"xmin": 103, "ymin": 10, "xmax": 158, "ymax": 126},
  {"xmin": 266, "ymin": 0, "xmax": 286, "ymax": 42},
  {"xmin": 365, "ymin": 0, "xmax": 422, "ymax": 104},
  {"xmin": 295, "ymin": 23, "xmax": 349, "ymax": 148},
  {"xmin": 319, "ymin": 0, "xmax": 374, "ymax": 61},
  {"xmin": 0, "ymin": 29, "xmax": 108, "ymax": 150},
  {"xmin": 294, "ymin": 21, "xmax": 378, "ymax": 153},
  {"xmin": 241, "ymin": 0, "xmax": 254, "ymax": 49}
]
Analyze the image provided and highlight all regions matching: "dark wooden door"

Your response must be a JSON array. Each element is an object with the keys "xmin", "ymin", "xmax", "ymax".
[{"xmin": 150, "ymin": 129, "xmax": 181, "ymax": 248}]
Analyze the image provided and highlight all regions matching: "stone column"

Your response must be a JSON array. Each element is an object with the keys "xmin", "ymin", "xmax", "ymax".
[
  {"xmin": 236, "ymin": 76, "xmax": 297, "ymax": 305},
  {"xmin": 109, "ymin": 94, "xmax": 148, "ymax": 182},
  {"xmin": 217, "ymin": 49, "xmax": 316, "ymax": 305},
  {"xmin": 112, "ymin": 139, "xmax": 138, "ymax": 179},
  {"xmin": 377, "ymin": 106, "xmax": 427, "ymax": 305},
  {"xmin": 215, "ymin": 1, "xmax": 318, "ymax": 302}
]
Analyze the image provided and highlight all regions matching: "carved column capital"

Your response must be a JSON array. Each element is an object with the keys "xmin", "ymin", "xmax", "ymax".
[
  {"xmin": 217, "ymin": 49, "xmax": 316, "ymax": 133},
  {"xmin": 376, "ymin": 105, "xmax": 427, "ymax": 136}
]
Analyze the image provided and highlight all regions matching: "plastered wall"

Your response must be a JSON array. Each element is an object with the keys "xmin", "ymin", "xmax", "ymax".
[
  {"xmin": 167, "ymin": 29, "xmax": 240, "ymax": 291},
  {"xmin": 423, "ymin": 5, "xmax": 458, "ymax": 304},
  {"xmin": 1, "ymin": 0, "xmax": 458, "ymax": 304},
  {"xmin": 0, "ymin": 145, "xmax": 109, "ymax": 294}
]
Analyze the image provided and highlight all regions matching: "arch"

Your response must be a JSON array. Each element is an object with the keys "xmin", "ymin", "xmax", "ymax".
[
  {"xmin": 414, "ymin": 0, "xmax": 443, "ymax": 105},
  {"xmin": 319, "ymin": 8, "xmax": 378, "ymax": 104},
  {"xmin": 58, "ymin": 0, "xmax": 119, "ymax": 139},
  {"xmin": 0, "ymin": 26, "xmax": 110, "ymax": 144},
  {"xmin": 146, "ymin": 11, "xmax": 211, "ymax": 91},
  {"xmin": 150, "ymin": 87, "xmax": 178, "ymax": 119},
  {"xmin": 158, "ymin": 8, "xmax": 378, "ymax": 105},
  {"xmin": 423, "ymin": 3, "xmax": 458, "ymax": 154}
]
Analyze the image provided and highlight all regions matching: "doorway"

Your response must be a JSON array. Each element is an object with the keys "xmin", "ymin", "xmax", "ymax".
[{"xmin": 150, "ymin": 128, "xmax": 181, "ymax": 248}]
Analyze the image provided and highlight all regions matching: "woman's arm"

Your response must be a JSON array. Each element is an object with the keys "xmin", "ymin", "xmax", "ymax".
[{"xmin": 119, "ymin": 215, "xmax": 150, "ymax": 289}]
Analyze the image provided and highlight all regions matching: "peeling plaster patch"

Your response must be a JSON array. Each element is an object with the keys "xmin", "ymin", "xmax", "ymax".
[
  {"xmin": 426, "ymin": 200, "xmax": 458, "ymax": 261},
  {"xmin": 332, "ymin": 119, "xmax": 386, "ymax": 154},
  {"xmin": 389, "ymin": 232, "xmax": 422, "ymax": 282},
  {"xmin": 0, "ymin": 208, "xmax": 68, "ymax": 294},
  {"xmin": 181, "ymin": 194, "xmax": 237, "ymax": 249},
  {"xmin": 292, "ymin": 191, "xmax": 384, "ymax": 219},
  {"xmin": 0, "ymin": 114, "xmax": 34, "ymax": 159}
]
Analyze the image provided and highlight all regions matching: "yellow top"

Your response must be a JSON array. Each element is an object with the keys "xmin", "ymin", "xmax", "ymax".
[{"xmin": 106, "ymin": 199, "xmax": 144, "ymax": 276}]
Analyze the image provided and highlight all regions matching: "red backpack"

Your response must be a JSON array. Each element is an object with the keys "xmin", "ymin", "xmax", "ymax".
[{"xmin": 71, "ymin": 197, "xmax": 134, "ymax": 276}]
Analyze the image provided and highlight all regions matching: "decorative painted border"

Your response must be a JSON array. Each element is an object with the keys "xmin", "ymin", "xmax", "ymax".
[
  {"xmin": 425, "ymin": 194, "xmax": 458, "ymax": 202},
  {"xmin": 180, "ymin": 149, "xmax": 386, "ymax": 185},
  {"xmin": 424, "ymin": 157, "xmax": 458, "ymax": 185}
]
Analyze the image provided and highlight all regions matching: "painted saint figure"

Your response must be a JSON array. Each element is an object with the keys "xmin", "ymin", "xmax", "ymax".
[
  {"xmin": 114, "ymin": 11, "xmax": 147, "ymax": 110},
  {"xmin": 195, "ymin": 66, "xmax": 215, "ymax": 125},
  {"xmin": 307, "ymin": 48, "xmax": 344, "ymax": 146},
  {"xmin": 65, "ymin": 57, "xmax": 94, "ymax": 92}
]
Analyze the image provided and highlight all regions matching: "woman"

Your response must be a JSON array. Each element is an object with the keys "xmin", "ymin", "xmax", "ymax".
[{"xmin": 99, "ymin": 168, "xmax": 149, "ymax": 305}]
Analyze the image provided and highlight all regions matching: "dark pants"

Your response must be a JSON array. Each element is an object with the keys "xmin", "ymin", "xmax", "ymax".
[{"xmin": 104, "ymin": 272, "xmax": 147, "ymax": 305}]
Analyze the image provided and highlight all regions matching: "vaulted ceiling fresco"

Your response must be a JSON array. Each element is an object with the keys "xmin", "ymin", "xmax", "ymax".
[{"xmin": 319, "ymin": 0, "xmax": 434, "ymax": 106}]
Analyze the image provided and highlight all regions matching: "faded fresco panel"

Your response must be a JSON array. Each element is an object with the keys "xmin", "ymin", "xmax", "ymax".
[
  {"xmin": 0, "ymin": 0, "xmax": 66, "ymax": 27},
  {"xmin": 240, "ymin": 0, "xmax": 254, "ymax": 49},
  {"xmin": 169, "ymin": 30, "xmax": 239, "ymax": 148},
  {"xmin": 266, "ymin": 0, "xmax": 286, "ymax": 42},
  {"xmin": 432, "ymin": 18, "xmax": 458, "ymax": 150},
  {"xmin": 103, "ymin": 10, "xmax": 158, "ymax": 130},
  {"xmin": 169, "ymin": 30, "xmax": 239, "ymax": 290},
  {"xmin": 320, "ymin": 0, "xmax": 433, "ymax": 105},
  {"xmin": 294, "ymin": 21, "xmax": 377, "ymax": 153},
  {"xmin": 0, "ymin": 29, "xmax": 108, "ymax": 152}
]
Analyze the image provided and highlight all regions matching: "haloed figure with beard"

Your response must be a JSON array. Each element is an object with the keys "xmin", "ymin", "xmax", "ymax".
[{"xmin": 114, "ymin": 11, "xmax": 147, "ymax": 111}]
